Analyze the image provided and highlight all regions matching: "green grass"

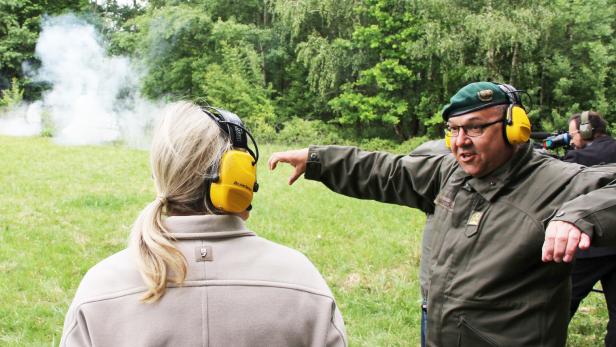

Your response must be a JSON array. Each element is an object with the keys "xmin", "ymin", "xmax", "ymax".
[{"xmin": 0, "ymin": 136, "xmax": 608, "ymax": 346}]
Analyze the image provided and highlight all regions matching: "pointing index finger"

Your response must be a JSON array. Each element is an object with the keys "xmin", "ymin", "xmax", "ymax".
[{"xmin": 268, "ymin": 153, "xmax": 281, "ymax": 170}]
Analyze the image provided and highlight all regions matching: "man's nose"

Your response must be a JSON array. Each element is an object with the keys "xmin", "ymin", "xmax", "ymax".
[{"xmin": 454, "ymin": 128, "xmax": 472, "ymax": 147}]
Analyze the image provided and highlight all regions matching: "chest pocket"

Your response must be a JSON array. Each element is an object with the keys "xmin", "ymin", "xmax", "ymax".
[{"xmin": 434, "ymin": 181, "xmax": 462, "ymax": 212}]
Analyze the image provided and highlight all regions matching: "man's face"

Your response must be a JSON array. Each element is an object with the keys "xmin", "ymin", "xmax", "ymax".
[
  {"xmin": 568, "ymin": 120, "xmax": 586, "ymax": 149},
  {"xmin": 448, "ymin": 106, "xmax": 514, "ymax": 177}
]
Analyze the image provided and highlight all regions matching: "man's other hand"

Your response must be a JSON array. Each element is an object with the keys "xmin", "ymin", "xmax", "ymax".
[
  {"xmin": 542, "ymin": 220, "xmax": 591, "ymax": 263},
  {"xmin": 268, "ymin": 148, "xmax": 309, "ymax": 185}
]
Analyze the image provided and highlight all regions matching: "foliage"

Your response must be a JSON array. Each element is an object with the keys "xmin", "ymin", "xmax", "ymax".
[
  {"xmin": 276, "ymin": 117, "xmax": 343, "ymax": 146},
  {"xmin": 329, "ymin": 0, "xmax": 423, "ymax": 140},
  {"xmin": 128, "ymin": 4, "xmax": 215, "ymax": 99},
  {"xmin": 200, "ymin": 22, "xmax": 274, "ymax": 117},
  {"xmin": 4, "ymin": 0, "xmax": 616, "ymax": 144},
  {"xmin": 39, "ymin": 109, "xmax": 54, "ymax": 137},
  {"xmin": 0, "ymin": 0, "xmax": 92, "ymax": 99},
  {"xmin": 0, "ymin": 77, "xmax": 23, "ymax": 108}
]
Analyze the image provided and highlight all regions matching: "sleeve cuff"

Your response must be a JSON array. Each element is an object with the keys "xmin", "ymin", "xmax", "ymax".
[
  {"xmin": 552, "ymin": 212, "xmax": 595, "ymax": 239},
  {"xmin": 304, "ymin": 145, "xmax": 323, "ymax": 181}
]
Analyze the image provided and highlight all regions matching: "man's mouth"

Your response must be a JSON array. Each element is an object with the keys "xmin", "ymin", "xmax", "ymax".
[{"xmin": 458, "ymin": 152, "xmax": 476, "ymax": 162}]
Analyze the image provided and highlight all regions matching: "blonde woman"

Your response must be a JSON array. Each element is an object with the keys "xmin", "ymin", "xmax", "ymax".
[{"xmin": 60, "ymin": 101, "xmax": 346, "ymax": 346}]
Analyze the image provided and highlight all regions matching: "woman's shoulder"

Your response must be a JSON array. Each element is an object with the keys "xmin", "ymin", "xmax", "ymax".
[
  {"xmin": 71, "ymin": 249, "xmax": 144, "ymax": 305},
  {"xmin": 222, "ymin": 235, "xmax": 334, "ymax": 296}
]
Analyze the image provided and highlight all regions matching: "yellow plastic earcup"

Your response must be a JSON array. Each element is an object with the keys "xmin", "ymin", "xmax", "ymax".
[
  {"xmin": 505, "ymin": 105, "xmax": 531, "ymax": 145},
  {"xmin": 445, "ymin": 130, "xmax": 452, "ymax": 148},
  {"xmin": 210, "ymin": 150, "xmax": 257, "ymax": 213}
]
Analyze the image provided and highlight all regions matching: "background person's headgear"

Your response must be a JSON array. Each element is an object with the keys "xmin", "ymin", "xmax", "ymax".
[
  {"xmin": 201, "ymin": 106, "xmax": 259, "ymax": 213},
  {"xmin": 579, "ymin": 111, "xmax": 593, "ymax": 140},
  {"xmin": 442, "ymin": 81, "xmax": 531, "ymax": 147}
]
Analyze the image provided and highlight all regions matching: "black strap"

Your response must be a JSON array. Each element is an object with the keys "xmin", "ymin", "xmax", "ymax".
[
  {"xmin": 498, "ymin": 83, "xmax": 522, "ymax": 106},
  {"xmin": 202, "ymin": 106, "xmax": 259, "ymax": 165}
]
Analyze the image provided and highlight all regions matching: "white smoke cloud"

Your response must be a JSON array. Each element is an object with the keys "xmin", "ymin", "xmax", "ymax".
[
  {"xmin": 0, "ymin": 102, "xmax": 42, "ymax": 137},
  {"xmin": 0, "ymin": 14, "xmax": 163, "ymax": 148}
]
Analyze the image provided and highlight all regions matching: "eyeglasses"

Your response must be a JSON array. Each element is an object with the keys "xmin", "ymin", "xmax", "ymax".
[{"xmin": 447, "ymin": 119, "xmax": 503, "ymax": 137}]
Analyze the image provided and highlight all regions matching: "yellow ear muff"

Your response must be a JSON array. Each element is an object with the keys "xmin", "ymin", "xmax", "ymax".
[
  {"xmin": 210, "ymin": 150, "xmax": 257, "ymax": 213},
  {"xmin": 505, "ymin": 105, "xmax": 531, "ymax": 145},
  {"xmin": 445, "ymin": 130, "xmax": 452, "ymax": 148}
]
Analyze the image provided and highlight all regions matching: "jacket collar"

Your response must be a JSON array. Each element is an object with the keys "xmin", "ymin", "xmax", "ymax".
[
  {"xmin": 586, "ymin": 135, "xmax": 613, "ymax": 148},
  {"xmin": 454, "ymin": 142, "xmax": 533, "ymax": 202},
  {"xmin": 163, "ymin": 214, "xmax": 256, "ymax": 240}
]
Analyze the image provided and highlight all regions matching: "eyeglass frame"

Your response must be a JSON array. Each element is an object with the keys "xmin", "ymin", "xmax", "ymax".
[
  {"xmin": 568, "ymin": 129, "xmax": 580, "ymax": 136},
  {"xmin": 446, "ymin": 119, "xmax": 503, "ymax": 138}
]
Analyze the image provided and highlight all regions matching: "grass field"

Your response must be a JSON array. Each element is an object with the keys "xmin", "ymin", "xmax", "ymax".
[{"xmin": 0, "ymin": 135, "xmax": 609, "ymax": 346}]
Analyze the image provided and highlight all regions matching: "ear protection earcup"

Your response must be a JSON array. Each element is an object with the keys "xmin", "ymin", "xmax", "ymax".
[
  {"xmin": 579, "ymin": 111, "xmax": 593, "ymax": 140},
  {"xmin": 202, "ymin": 106, "xmax": 259, "ymax": 214},
  {"xmin": 445, "ymin": 130, "xmax": 452, "ymax": 148},
  {"xmin": 209, "ymin": 150, "xmax": 257, "ymax": 213},
  {"xmin": 504, "ymin": 105, "xmax": 531, "ymax": 145},
  {"xmin": 497, "ymin": 84, "xmax": 531, "ymax": 145}
]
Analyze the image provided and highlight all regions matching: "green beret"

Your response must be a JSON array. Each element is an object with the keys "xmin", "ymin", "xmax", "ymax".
[{"xmin": 441, "ymin": 82, "xmax": 510, "ymax": 120}]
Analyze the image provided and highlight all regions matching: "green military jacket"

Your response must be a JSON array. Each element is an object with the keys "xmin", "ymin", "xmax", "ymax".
[{"xmin": 305, "ymin": 143, "xmax": 616, "ymax": 347}]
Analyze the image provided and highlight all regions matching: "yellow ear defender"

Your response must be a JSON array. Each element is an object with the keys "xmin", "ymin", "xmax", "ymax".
[
  {"xmin": 504, "ymin": 104, "xmax": 531, "ymax": 145},
  {"xmin": 445, "ymin": 130, "xmax": 452, "ymax": 148},
  {"xmin": 209, "ymin": 150, "xmax": 257, "ymax": 213},
  {"xmin": 202, "ymin": 107, "xmax": 259, "ymax": 214},
  {"xmin": 499, "ymin": 84, "xmax": 531, "ymax": 145}
]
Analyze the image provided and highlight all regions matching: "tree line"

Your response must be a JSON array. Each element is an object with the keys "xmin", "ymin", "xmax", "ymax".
[{"xmin": 1, "ymin": 0, "xmax": 615, "ymax": 146}]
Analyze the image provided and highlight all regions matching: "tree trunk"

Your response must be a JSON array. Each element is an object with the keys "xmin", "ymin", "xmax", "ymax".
[
  {"xmin": 394, "ymin": 122, "xmax": 408, "ymax": 141},
  {"xmin": 510, "ymin": 43, "xmax": 518, "ymax": 84}
]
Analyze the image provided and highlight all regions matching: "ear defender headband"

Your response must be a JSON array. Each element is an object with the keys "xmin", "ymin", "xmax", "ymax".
[
  {"xmin": 202, "ymin": 106, "xmax": 259, "ymax": 214},
  {"xmin": 497, "ymin": 84, "xmax": 531, "ymax": 145},
  {"xmin": 579, "ymin": 111, "xmax": 593, "ymax": 140}
]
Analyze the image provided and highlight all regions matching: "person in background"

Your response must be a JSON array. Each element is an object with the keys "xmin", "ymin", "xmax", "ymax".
[
  {"xmin": 564, "ymin": 111, "xmax": 616, "ymax": 347},
  {"xmin": 268, "ymin": 82, "xmax": 616, "ymax": 346},
  {"xmin": 61, "ymin": 101, "xmax": 346, "ymax": 347}
]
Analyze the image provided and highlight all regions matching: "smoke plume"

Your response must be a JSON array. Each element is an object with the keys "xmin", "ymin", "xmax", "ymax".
[{"xmin": 0, "ymin": 14, "xmax": 162, "ymax": 147}]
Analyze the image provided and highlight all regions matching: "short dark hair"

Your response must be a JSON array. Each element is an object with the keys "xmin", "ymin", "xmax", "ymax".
[{"xmin": 569, "ymin": 111, "xmax": 608, "ymax": 138}]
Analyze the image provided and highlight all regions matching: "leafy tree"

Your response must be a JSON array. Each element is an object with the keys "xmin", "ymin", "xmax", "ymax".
[
  {"xmin": 201, "ymin": 41, "xmax": 275, "ymax": 125},
  {"xmin": 125, "ymin": 4, "xmax": 215, "ymax": 99},
  {"xmin": 0, "ymin": 77, "xmax": 23, "ymax": 108},
  {"xmin": 537, "ymin": 0, "xmax": 615, "ymax": 130},
  {"xmin": 0, "ymin": 0, "xmax": 90, "ymax": 98},
  {"xmin": 327, "ymin": 0, "xmax": 423, "ymax": 139},
  {"xmin": 6, "ymin": 0, "xmax": 616, "ymax": 143}
]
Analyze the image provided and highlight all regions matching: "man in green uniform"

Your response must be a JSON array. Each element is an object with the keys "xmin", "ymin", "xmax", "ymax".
[{"xmin": 268, "ymin": 82, "xmax": 616, "ymax": 346}]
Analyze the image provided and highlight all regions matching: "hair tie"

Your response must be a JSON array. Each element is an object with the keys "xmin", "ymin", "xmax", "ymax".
[{"xmin": 156, "ymin": 195, "xmax": 167, "ymax": 205}]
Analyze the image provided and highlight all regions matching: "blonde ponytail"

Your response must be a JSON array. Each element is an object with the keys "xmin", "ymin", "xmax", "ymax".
[
  {"xmin": 130, "ymin": 198, "xmax": 187, "ymax": 303},
  {"xmin": 131, "ymin": 101, "xmax": 230, "ymax": 303}
]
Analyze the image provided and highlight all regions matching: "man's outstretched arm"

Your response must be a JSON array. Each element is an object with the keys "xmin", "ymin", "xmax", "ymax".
[
  {"xmin": 542, "ymin": 181, "xmax": 616, "ymax": 263},
  {"xmin": 269, "ymin": 145, "xmax": 452, "ymax": 212}
]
